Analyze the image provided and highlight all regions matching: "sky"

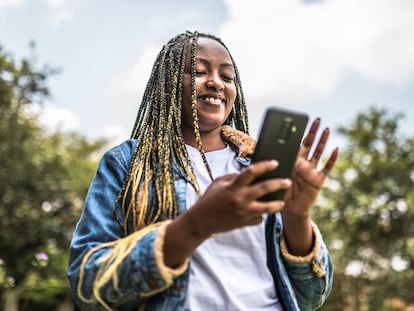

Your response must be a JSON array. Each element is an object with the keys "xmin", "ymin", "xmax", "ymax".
[{"xmin": 1, "ymin": 0, "xmax": 414, "ymax": 153}]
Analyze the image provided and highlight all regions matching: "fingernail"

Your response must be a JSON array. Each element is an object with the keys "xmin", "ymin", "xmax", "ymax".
[
  {"xmin": 269, "ymin": 160, "xmax": 278, "ymax": 167},
  {"xmin": 283, "ymin": 179, "xmax": 292, "ymax": 186}
]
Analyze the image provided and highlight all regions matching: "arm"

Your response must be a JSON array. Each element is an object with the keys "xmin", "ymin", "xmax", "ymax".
[
  {"xmin": 282, "ymin": 118, "xmax": 338, "ymax": 256},
  {"xmin": 163, "ymin": 160, "xmax": 293, "ymax": 268},
  {"xmin": 280, "ymin": 219, "xmax": 333, "ymax": 310},
  {"xmin": 276, "ymin": 118, "xmax": 338, "ymax": 310},
  {"xmin": 67, "ymin": 141, "xmax": 188, "ymax": 310},
  {"xmin": 266, "ymin": 213, "xmax": 332, "ymax": 311}
]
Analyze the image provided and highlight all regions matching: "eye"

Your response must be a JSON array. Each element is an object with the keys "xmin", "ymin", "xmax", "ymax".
[
  {"xmin": 195, "ymin": 70, "xmax": 206, "ymax": 76},
  {"xmin": 222, "ymin": 75, "xmax": 234, "ymax": 82}
]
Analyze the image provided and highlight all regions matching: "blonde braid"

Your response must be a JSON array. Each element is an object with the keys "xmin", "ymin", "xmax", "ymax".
[
  {"xmin": 115, "ymin": 32, "xmax": 203, "ymax": 234},
  {"xmin": 189, "ymin": 31, "xmax": 215, "ymax": 181}
]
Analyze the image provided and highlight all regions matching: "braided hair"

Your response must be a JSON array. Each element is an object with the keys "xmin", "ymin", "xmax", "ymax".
[
  {"xmin": 77, "ymin": 31, "xmax": 250, "ymax": 309},
  {"xmin": 115, "ymin": 31, "xmax": 249, "ymax": 235}
]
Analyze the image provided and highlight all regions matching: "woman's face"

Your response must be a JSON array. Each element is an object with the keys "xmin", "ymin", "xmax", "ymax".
[{"xmin": 181, "ymin": 37, "xmax": 237, "ymax": 137}]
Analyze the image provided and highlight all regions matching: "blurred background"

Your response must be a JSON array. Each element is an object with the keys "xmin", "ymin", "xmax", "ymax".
[{"xmin": 1, "ymin": 0, "xmax": 413, "ymax": 310}]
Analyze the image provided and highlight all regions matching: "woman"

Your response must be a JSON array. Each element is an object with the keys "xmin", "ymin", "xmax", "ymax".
[{"xmin": 68, "ymin": 30, "xmax": 338, "ymax": 311}]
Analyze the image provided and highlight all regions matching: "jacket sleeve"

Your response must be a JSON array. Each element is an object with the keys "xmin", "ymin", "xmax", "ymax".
[
  {"xmin": 67, "ymin": 141, "xmax": 189, "ymax": 310},
  {"xmin": 279, "ymin": 219, "xmax": 333, "ymax": 311}
]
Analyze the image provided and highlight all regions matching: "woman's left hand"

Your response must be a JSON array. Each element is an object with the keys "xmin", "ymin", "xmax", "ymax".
[{"xmin": 283, "ymin": 118, "xmax": 339, "ymax": 218}]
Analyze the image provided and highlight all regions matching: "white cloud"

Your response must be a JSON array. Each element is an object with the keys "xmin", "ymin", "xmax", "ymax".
[
  {"xmin": 38, "ymin": 104, "xmax": 80, "ymax": 132},
  {"xmin": 104, "ymin": 45, "xmax": 160, "ymax": 144},
  {"xmin": 219, "ymin": 0, "xmax": 414, "ymax": 105},
  {"xmin": 47, "ymin": 0, "xmax": 65, "ymax": 8},
  {"xmin": 107, "ymin": 0, "xmax": 414, "ymax": 141},
  {"xmin": 112, "ymin": 43, "xmax": 160, "ymax": 103},
  {"xmin": 22, "ymin": 103, "xmax": 79, "ymax": 132},
  {"xmin": 0, "ymin": 0, "xmax": 22, "ymax": 8},
  {"xmin": 46, "ymin": 0, "xmax": 73, "ymax": 25},
  {"xmin": 100, "ymin": 124, "xmax": 130, "ymax": 145}
]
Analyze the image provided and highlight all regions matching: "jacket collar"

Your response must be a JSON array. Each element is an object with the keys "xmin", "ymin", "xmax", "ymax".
[{"xmin": 221, "ymin": 125, "xmax": 256, "ymax": 158}]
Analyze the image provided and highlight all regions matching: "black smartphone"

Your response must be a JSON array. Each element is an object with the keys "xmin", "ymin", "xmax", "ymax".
[{"xmin": 251, "ymin": 107, "xmax": 309, "ymax": 201}]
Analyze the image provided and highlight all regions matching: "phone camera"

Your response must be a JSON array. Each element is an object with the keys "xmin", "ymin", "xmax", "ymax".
[{"xmin": 277, "ymin": 118, "xmax": 295, "ymax": 144}]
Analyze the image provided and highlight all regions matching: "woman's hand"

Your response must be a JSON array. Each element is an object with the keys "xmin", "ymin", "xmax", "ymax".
[
  {"xmin": 185, "ymin": 160, "xmax": 292, "ymax": 237},
  {"xmin": 164, "ymin": 160, "xmax": 292, "ymax": 267},
  {"xmin": 278, "ymin": 118, "xmax": 338, "ymax": 256},
  {"xmin": 165, "ymin": 122, "xmax": 338, "ymax": 266},
  {"xmin": 283, "ymin": 118, "xmax": 338, "ymax": 219}
]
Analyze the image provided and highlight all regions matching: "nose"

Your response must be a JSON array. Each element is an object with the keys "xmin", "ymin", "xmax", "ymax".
[{"xmin": 206, "ymin": 73, "xmax": 224, "ymax": 91}]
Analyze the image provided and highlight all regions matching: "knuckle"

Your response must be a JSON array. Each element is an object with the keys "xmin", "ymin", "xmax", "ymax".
[
  {"xmin": 244, "ymin": 166, "xmax": 256, "ymax": 175},
  {"xmin": 232, "ymin": 195, "xmax": 246, "ymax": 208},
  {"xmin": 260, "ymin": 182, "xmax": 272, "ymax": 193},
  {"xmin": 260, "ymin": 180, "xmax": 278, "ymax": 192}
]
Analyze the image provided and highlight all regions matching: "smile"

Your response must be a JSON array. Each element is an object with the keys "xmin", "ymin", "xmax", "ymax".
[{"xmin": 199, "ymin": 95, "xmax": 225, "ymax": 105}]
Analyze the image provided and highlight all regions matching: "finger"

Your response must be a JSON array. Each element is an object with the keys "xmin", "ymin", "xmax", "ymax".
[
  {"xmin": 233, "ymin": 160, "xmax": 279, "ymax": 187},
  {"xmin": 214, "ymin": 173, "xmax": 239, "ymax": 182},
  {"xmin": 299, "ymin": 118, "xmax": 321, "ymax": 159},
  {"xmin": 246, "ymin": 178, "xmax": 292, "ymax": 201},
  {"xmin": 310, "ymin": 127, "xmax": 330, "ymax": 165},
  {"xmin": 321, "ymin": 147, "xmax": 339, "ymax": 176},
  {"xmin": 250, "ymin": 200, "xmax": 286, "ymax": 215},
  {"xmin": 249, "ymin": 214, "xmax": 264, "ymax": 226}
]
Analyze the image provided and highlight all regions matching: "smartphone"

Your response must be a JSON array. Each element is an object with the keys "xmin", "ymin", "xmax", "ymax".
[{"xmin": 251, "ymin": 107, "xmax": 309, "ymax": 201}]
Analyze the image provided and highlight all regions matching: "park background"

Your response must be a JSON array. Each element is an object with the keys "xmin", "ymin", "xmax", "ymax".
[{"xmin": 1, "ymin": 0, "xmax": 414, "ymax": 310}]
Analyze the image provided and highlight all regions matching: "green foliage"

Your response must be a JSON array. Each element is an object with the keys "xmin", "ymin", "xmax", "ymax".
[
  {"xmin": 0, "ymin": 44, "xmax": 106, "ymax": 308},
  {"xmin": 314, "ymin": 107, "xmax": 414, "ymax": 310}
]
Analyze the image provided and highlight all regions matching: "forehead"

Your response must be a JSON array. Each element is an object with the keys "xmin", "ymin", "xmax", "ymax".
[{"xmin": 192, "ymin": 37, "xmax": 233, "ymax": 64}]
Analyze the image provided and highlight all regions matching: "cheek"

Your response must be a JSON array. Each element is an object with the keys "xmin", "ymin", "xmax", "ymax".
[
  {"xmin": 183, "ymin": 75, "xmax": 191, "ymax": 94},
  {"xmin": 193, "ymin": 77, "xmax": 204, "ymax": 93},
  {"xmin": 182, "ymin": 76, "xmax": 192, "ymax": 105},
  {"xmin": 183, "ymin": 76, "xmax": 203, "ymax": 103},
  {"xmin": 227, "ymin": 85, "xmax": 237, "ymax": 105}
]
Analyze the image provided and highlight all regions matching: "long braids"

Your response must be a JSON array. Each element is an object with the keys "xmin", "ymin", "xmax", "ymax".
[{"xmin": 115, "ymin": 31, "xmax": 249, "ymax": 235}]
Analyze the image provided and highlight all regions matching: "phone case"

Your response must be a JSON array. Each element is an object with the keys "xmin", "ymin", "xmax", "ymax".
[{"xmin": 251, "ymin": 107, "xmax": 309, "ymax": 201}]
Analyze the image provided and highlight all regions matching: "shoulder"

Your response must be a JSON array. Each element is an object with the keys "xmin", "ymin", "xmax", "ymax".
[{"xmin": 102, "ymin": 139, "xmax": 138, "ymax": 168}]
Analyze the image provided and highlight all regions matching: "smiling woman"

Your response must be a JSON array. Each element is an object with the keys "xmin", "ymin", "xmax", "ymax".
[{"xmin": 67, "ymin": 30, "xmax": 337, "ymax": 311}]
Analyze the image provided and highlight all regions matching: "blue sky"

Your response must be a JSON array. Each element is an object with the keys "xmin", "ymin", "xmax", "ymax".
[{"xmin": 1, "ymin": 0, "xmax": 414, "ymax": 153}]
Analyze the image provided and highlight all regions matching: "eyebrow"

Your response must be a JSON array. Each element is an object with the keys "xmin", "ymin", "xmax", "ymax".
[{"xmin": 196, "ymin": 57, "xmax": 234, "ymax": 69}]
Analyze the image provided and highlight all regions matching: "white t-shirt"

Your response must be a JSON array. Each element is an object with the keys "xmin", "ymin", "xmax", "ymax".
[{"xmin": 184, "ymin": 144, "xmax": 282, "ymax": 311}]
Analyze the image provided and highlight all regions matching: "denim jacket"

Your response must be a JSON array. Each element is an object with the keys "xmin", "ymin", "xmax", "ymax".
[{"xmin": 67, "ymin": 139, "xmax": 333, "ymax": 311}]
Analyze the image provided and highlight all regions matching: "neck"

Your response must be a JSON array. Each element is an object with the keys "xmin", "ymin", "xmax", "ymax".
[{"xmin": 183, "ymin": 127, "xmax": 226, "ymax": 152}]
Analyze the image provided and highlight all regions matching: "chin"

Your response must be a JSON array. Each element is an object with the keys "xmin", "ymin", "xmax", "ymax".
[{"xmin": 198, "ymin": 121, "xmax": 226, "ymax": 132}]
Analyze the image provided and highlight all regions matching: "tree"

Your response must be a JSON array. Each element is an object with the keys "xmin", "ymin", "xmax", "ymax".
[
  {"xmin": 0, "ymin": 44, "xmax": 106, "ymax": 309},
  {"xmin": 313, "ymin": 107, "xmax": 414, "ymax": 310}
]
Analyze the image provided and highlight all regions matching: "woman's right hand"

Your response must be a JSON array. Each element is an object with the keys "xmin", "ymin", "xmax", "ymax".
[
  {"xmin": 184, "ymin": 160, "xmax": 292, "ymax": 237},
  {"xmin": 163, "ymin": 160, "xmax": 291, "ymax": 268}
]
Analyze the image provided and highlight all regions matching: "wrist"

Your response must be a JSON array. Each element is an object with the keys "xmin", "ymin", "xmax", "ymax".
[
  {"xmin": 281, "ymin": 211, "xmax": 313, "ymax": 256},
  {"xmin": 281, "ymin": 209, "xmax": 312, "ymax": 226},
  {"xmin": 163, "ymin": 212, "xmax": 211, "ymax": 268},
  {"xmin": 180, "ymin": 208, "xmax": 215, "ymax": 239}
]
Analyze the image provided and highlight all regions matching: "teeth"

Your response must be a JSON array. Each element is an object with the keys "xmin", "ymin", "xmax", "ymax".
[{"xmin": 202, "ymin": 96, "xmax": 223, "ymax": 103}]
